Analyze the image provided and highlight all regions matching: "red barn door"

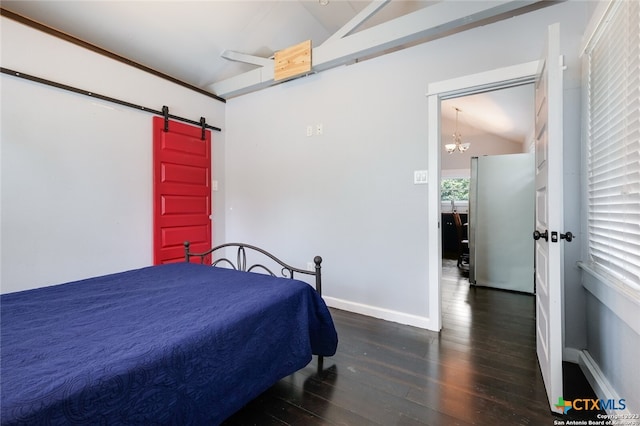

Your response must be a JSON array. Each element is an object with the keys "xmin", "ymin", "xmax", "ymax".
[{"xmin": 153, "ymin": 117, "xmax": 211, "ymax": 264}]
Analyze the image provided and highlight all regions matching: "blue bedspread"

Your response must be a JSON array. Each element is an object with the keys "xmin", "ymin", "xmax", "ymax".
[{"xmin": 1, "ymin": 263, "xmax": 337, "ymax": 425}]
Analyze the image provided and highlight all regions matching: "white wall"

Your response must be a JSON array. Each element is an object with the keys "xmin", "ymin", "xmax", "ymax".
[
  {"xmin": 225, "ymin": 2, "xmax": 592, "ymax": 327},
  {"xmin": 0, "ymin": 17, "xmax": 226, "ymax": 293}
]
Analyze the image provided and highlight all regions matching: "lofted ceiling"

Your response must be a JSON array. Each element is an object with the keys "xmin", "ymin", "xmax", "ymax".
[
  {"xmin": 1, "ymin": 1, "xmax": 431, "ymax": 90},
  {"xmin": 1, "ymin": 0, "xmax": 541, "ymax": 142},
  {"xmin": 443, "ymin": 84, "xmax": 535, "ymax": 144}
]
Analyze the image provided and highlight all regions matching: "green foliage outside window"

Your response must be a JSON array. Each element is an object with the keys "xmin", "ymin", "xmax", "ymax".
[{"xmin": 441, "ymin": 178, "xmax": 470, "ymax": 201}]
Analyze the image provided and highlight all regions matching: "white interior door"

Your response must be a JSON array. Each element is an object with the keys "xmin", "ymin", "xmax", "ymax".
[{"xmin": 534, "ymin": 23, "xmax": 565, "ymax": 414}]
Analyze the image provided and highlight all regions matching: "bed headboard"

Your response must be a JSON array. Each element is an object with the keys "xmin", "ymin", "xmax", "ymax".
[{"xmin": 183, "ymin": 241, "xmax": 323, "ymax": 295}]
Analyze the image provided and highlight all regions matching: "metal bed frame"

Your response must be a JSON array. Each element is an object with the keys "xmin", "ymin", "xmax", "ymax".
[
  {"xmin": 184, "ymin": 241, "xmax": 322, "ymax": 296},
  {"xmin": 183, "ymin": 241, "xmax": 327, "ymax": 372}
]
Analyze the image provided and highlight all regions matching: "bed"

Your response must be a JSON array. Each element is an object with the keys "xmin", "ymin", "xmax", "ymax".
[{"xmin": 0, "ymin": 242, "xmax": 337, "ymax": 425}]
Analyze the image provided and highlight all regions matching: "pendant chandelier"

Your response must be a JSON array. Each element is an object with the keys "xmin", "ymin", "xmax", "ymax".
[{"xmin": 445, "ymin": 107, "xmax": 471, "ymax": 154}]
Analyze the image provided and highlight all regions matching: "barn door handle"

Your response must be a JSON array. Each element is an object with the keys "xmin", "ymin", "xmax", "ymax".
[{"xmin": 533, "ymin": 230, "xmax": 548, "ymax": 241}]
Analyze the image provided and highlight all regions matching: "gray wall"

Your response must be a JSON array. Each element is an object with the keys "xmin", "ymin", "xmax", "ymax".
[
  {"xmin": 579, "ymin": 262, "xmax": 640, "ymax": 413},
  {"xmin": 225, "ymin": 1, "xmax": 591, "ymax": 329},
  {"xmin": 0, "ymin": 16, "xmax": 226, "ymax": 293}
]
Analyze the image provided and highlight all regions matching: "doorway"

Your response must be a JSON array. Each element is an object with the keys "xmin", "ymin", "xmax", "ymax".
[
  {"xmin": 439, "ymin": 86, "xmax": 535, "ymax": 298},
  {"xmin": 428, "ymin": 26, "xmax": 567, "ymax": 415},
  {"xmin": 426, "ymin": 61, "xmax": 539, "ymax": 332}
]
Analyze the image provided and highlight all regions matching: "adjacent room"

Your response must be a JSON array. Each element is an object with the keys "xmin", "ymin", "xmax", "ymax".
[{"xmin": 1, "ymin": 1, "xmax": 638, "ymax": 424}]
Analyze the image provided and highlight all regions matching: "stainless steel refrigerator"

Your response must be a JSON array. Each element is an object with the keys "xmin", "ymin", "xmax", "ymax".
[{"xmin": 468, "ymin": 153, "xmax": 535, "ymax": 293}]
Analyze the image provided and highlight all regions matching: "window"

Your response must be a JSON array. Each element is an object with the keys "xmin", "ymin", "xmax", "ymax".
[
  {"xmin": 441, "ymin": 178, "xmax": 469, "ymax": 202},
  {"xmin": 585, "ymin": 0, "xmax": 640, "ymax": 289},
  {"xmin": 441, "ymin": 178, "xmax": 469, "ymax": 213}
]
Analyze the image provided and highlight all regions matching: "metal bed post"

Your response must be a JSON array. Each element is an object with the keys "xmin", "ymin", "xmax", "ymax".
[
  {"xmin": 314, "ymin": 255, "xmax": 324, "ymax": 374},
  {"xmin": 314, "ymin": 256, "xmax": 322, "ymax": 296},
  {"xmin": 184, "ymin": 241, "xmax": 191, "ymax": 263}
]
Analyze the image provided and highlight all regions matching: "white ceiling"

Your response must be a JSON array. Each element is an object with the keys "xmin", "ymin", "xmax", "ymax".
[
  {"xmin": 442, "ymin": 84, "xmax": 534, "ymax": 143},
  {"xmin": 1, "ymin": 1, "xmax": 431, "ymax": 88},
  {"xmin": 1, "ymin": 0, "xmax": 536, "ymax": 142}
]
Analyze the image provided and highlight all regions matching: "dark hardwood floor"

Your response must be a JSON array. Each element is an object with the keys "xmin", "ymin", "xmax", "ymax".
[{"xmin": 223, "ymin": 258, "xmax": 596, "ymax": 425}]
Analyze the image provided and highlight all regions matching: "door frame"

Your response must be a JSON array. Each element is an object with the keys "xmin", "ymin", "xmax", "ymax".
[{"xmin": 425, "ymin": 60, "xmax": 540, "ymax": 332}]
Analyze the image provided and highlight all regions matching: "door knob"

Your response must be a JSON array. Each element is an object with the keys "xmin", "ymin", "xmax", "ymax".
[
  {"xmin": 560, "ymin": 232, "xmax": 574, "ymax": 242},
  {"xmin": 552, "ymin": 231, "xmax": 573, "ymax": 243},
  {"xmin": 551, "ymin": 231, "xmax": 574, "ymax": 242},
  {"xmin": 533, "ymin": 230, "xmax": 548, "ymax": 241}
]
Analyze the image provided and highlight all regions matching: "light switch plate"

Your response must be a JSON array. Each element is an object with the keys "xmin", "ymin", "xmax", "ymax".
[{"xmin": 414, "ymin": 170, "xmax": 428, "ymax": 184}]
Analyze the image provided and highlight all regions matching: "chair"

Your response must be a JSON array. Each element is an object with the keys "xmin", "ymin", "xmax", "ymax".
[{"xmin": 452, "ymin": 211, "xmax": 469, "ymax": 271}]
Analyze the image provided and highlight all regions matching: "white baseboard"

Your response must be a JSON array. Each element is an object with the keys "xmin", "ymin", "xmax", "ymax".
[
  {"xmin": 322, "ymin": 296, "xmax": 437, "ymax": 331},
  {"xmin": 578, "ymin": 350, "xmax": 632, "ymax": 416},
  {"xmin": 564, "ymin": 347, "xmax": 582, "ymax": 364}
]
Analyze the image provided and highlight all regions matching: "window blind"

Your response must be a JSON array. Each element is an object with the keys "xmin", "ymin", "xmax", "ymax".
[{"xmin": 586, "ymin": 0, "xmax": 640, "ymax": 289}]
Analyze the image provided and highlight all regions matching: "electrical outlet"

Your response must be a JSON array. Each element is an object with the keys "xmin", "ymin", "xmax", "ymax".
[
  {"xmin": 307, "ymin": 262, "xmax": 314, "ymax": 271},
  {"xmin": 306, "ymin": 125, "xmax": 313, "ymax": 137}
]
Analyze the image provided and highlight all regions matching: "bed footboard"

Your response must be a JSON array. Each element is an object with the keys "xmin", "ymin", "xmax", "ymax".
[
  {"xmin": 183, "ymin": 241, "xmax": 323, "ymax": 296},
  {"xmin": 184, "ymin": 241, "xmax": 329, "ymax": 374}
]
